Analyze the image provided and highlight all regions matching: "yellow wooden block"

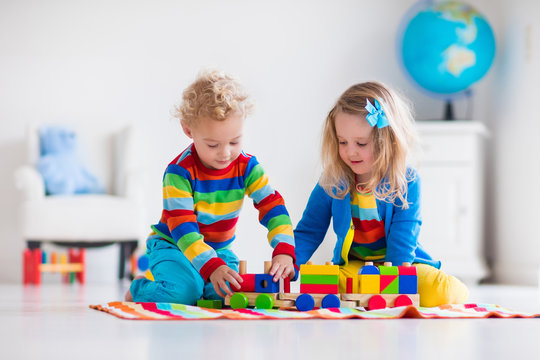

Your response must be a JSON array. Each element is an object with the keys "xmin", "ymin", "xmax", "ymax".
[
  {"xmin": 300, "ymin": 264, "xmax": 339, "ymax": 276},
  {"xmin": 359, "ymin": 274, "xmax": 380, "ymax": 294}
]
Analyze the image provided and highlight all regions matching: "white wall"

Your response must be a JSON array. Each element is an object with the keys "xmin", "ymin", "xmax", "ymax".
[
  {"xmin": 1, "ymin": 0, "xmax": 537, "ymax": 284},
  {"xmin": 484, "ymin": 0, "xmax": 540, "ymax": 285}
]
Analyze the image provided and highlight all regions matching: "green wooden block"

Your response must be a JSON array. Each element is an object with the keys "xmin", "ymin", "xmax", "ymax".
[
  {"xmin": 380, "ymin": 275, "xmax": 399, "ymax": 294},
  {"xmin": 301, "ymin": 274, "xmax": 339, "ymax": 285},
  {"xmin": 379, "ymin": 265, "xmax": 399, "ymax": 275},
  {"xmin": 197, "ymin": 299, "xmax": 223, "ymax": 309}
]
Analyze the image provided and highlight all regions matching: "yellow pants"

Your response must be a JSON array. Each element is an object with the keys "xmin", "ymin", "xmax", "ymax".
[{"xmin": 339, "ymin": 260, "xmax": 469, "ymax": 307}]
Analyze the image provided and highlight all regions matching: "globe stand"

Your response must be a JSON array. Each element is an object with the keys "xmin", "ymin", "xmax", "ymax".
[{"xmin": 443, "ymin": 100, "xmax": 455, "ymax": 121}]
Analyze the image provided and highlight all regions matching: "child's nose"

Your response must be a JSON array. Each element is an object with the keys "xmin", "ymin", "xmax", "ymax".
[{"xmin": 220, "ymin": 146, "xmax": 231, "ymax": 158}]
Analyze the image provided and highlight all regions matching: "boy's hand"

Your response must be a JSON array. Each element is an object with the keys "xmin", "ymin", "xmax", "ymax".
[
  {"xmin": 269, "ymin": 254, "xmax": 295, "ymax": 282},
  {"xmin": 209, "ymin": 265, "xmax": 243, "ymax": 298}
]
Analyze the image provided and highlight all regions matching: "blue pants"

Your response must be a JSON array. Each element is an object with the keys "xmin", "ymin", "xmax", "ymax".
[{"xmin": 129, "ymin": 236, "xmax": 239, "ymax": 305}]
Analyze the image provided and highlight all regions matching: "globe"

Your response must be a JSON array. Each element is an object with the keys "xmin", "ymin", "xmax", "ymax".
[{"xmin": 400, "ymin": 1, "xmax": 496, "ymax": 96}]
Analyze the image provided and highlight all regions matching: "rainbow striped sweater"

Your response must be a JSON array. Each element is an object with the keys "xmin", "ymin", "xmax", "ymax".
[{"xmin": 151, "ymin": 144, "xmax": 296, "ymax": 280}]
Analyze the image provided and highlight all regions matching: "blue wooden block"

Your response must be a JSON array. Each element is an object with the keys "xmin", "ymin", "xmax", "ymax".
[
  {"xmin": 255, "ymin": 274, "xmax": 280, "ymax": 293},
  {"xmin": 398, "ymin": 275, "xmax": 418, "ymax": 294},
  {"xmin": 358, "ymin": 264, "xmax": 380, "ymax": 275}
]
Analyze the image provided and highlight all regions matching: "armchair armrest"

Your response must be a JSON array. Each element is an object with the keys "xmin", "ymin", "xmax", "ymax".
[{"xmin": 14, "ymin": 165, "xmax": 46, "ymax": 200}]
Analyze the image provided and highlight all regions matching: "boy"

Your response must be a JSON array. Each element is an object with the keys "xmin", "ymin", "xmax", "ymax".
[{"xmin": 126, "ymin": 70, "xmax": 296, "ymax": 304}]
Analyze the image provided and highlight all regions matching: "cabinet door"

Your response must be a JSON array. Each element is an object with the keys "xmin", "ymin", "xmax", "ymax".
[{"xmin": 417, "ymin": 165, "xmax": 473, "ymax": 261}]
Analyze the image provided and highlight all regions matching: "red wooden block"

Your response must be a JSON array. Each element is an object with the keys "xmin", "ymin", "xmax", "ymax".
[
  {"xmin": 283, "ymin": 277, "xmax": 290, "ymax": 293},
  {"xmin": 230, "ymin": 273, "xmax": 255, "ymax": 292},
  {"xmin": 300, "ymin": 283, "xmax": 339, "ymax": 294},
  {"xmin": 380, "ymin": 275, "xmax": 398, "ymax": 293},
  {"xmin": 398, "ymin": 265, "xmax": 417, "ymax": 275},
  {"xmin": 346, "ymin": 277, "xmax": 353, "ymax": 294}
]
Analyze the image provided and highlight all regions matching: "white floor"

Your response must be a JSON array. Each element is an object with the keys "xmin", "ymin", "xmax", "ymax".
[{"xmin": 1, "ymin": 282, "xmax": 539, "ymax": 360}]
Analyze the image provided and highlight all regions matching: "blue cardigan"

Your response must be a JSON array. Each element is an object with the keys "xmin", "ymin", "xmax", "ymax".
[{"xmin": 294, "ymin": 170, "xmax": 440, "ymax": 269}]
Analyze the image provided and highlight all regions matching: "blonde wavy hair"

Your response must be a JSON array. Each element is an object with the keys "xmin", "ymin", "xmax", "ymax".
[
  {"xmin": 175, "ymin": 70, "xmax": 253, "ymax": 126},
  {"xmin": 320, "ymin": 82, "xmax": 418, "ymax": 209}
]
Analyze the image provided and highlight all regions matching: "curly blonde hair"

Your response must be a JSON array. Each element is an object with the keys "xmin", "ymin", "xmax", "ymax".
[
  {"xmin": 319, "ymin": 82, "xmax": 418, "ymax": 209},
  {"xmin": 175, "ymin": 70, "xmax": 253, "ymax": 126}
]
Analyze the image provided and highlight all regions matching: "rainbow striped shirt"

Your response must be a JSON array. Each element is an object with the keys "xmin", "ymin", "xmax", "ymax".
[
  {"xmin": 151, "ymin": 144, "xmax": 295, "ymax": 280},
  {"xmin": 349, "ymin": 189, "xmax": 387, "ymax": 261}
]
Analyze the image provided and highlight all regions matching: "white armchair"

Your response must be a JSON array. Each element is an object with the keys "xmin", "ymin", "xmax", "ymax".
[{"xmin": 15, "ymin": 123, "xmax": 145, "ymax": 280}]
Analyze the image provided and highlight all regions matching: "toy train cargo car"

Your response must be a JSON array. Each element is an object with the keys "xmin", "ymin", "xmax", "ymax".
[{"xmin": 222, "ymin": 260, "xmax": 419, "ymax": 311}]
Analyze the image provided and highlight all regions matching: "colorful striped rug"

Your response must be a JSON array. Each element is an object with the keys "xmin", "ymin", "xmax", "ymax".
[{"xmin": 89, "ymin": 302, "xmax": 540, "ymax": 320}]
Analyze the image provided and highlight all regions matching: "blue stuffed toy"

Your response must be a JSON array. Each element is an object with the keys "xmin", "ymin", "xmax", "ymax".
[{"xmin": 37, "ymin": 125, "xmax": 105, "ymax": 195}]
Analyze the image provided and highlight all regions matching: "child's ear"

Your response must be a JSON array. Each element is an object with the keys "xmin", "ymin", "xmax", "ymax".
[{"xmin": 181, "ymin": 122, "xmax": 193, "ymax": 139}]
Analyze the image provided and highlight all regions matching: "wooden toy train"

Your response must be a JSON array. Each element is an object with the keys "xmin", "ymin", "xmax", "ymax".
[{"xmin": 220, "ymin": 260, "xmax": 419, "ymax": 311}]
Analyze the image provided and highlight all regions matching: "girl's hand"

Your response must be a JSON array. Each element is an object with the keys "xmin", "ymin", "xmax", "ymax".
[
  {"xmin": 269, "ymin": 254, "xmax": 295, "ymax": 282},
  {"xmin": 209, "ymin": 265, "xmax": 243, "ymax": 298}
]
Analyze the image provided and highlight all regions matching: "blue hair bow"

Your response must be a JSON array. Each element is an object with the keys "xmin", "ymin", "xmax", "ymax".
[{"xmin": 365, "ymin": 98, "xmax": 389, "ymax": 128}]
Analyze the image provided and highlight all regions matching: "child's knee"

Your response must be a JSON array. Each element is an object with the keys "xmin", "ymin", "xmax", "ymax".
[{"xmin": 415, "ymin": 264, "xmax": 469, "ymax": 307}]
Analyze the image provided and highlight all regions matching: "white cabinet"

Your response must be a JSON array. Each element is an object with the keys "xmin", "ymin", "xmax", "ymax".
[{"xmin": 412, "ymin": 121, "xmax": 489, "ymax": 285}]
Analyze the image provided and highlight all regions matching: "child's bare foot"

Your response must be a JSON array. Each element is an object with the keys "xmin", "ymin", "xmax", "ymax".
[
  {"xmin": 124, "ymin": 276, "xmax": 146, "ymax": 302},
  {"xmin": 124, "ymin": 289, "xmax": 133, "ymax": 302}
]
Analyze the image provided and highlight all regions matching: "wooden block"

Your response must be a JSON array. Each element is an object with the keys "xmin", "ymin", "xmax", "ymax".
[
  {"xmin": 398, "ymin": 264, "xmax": 417, "ymax": 275},
  {"xmin": 359, "ymin": 274, "xmax": 380, "ymax": 294},
  {"xmin": 264, "ymin": 261, "xmax": 272, "ymax": 274},
  {"xmin": 339, "ymin": 300, "xmax": 357, "ymax": 308},
  {"xmin": 197, "ymin": 299, "xmax": 223, "ymax": 309},
  {"xmin": 300, "ymin": 283, "xmax": 339, "ymax": 294},
  {"xmin": 300, "ymin": 264, "xmax": 339, "ymax": 276},
  {"xmin": 255, "ymin": 274, "xmax": 280, "ymax": 293},
  {"xmin": 283, "ymin": 277, "xmax": 290, "ymax": 293},
  {"xmin": 230, "ymin": 273, "xmax": 255, "ymax": 292},
  {"xmin": 239, "ymin": 260, "xmax": 247, "ymax": 275},
  {"xmin": 274, "ymin": 299, "xmax": 295, "ymax": 308},
  {"xmin": 380, "ymin": 275, "xmax": 399, "ymax": 294},
  {"xmin": 346, "ymin": 277, "xmax": 353, "ymax": 294},
  {"xmin": 358, "ymin": 264, "xmax": 380, "ymax": 275},
  {"xmin": 300, "ymin": 274, "xmax": 339, "ymax": 285},
  {"xmin": 398, "ymin": 275, "xmax": 418, "ymax": 294},
  {"xmin": 379, "ymin": 265, "xmax": 399, "ymax": 275}
]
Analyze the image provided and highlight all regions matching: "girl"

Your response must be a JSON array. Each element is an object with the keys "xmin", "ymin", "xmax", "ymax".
[{"xmin": 294, "ymin": 82, "xmax": 468, "ymax": 307}]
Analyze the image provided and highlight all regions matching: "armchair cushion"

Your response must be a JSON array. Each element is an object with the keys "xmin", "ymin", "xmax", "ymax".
[
  {"xmin": 19, "ymin": 194, "xmax": 142, "ymax": 242},
  {"xmin": 37, "ymin": 125, "xmax": 104, "ymax": 195}
]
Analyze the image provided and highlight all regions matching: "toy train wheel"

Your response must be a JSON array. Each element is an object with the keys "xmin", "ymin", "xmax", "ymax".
[
  {"xmin": 394, "ymin": 294, "xmax": 413, "ymax": 308},
  {"xmin": 230, "ymin": 293, "xmax": 249, "ymax": 309},
  {"xmin": 321, "ymin": 294, "xmax": 340, "ymax": 309},
  {"xmin": 368, "ymin": 295, "xmax": 386, "ymax": 310},
  {"xmin": 255, "ymin": 294, "xmax": 274, "ymax": 309},
  {"xmin": 296, "ymin": 293, "xmax": 315, "ymax": 311}
]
